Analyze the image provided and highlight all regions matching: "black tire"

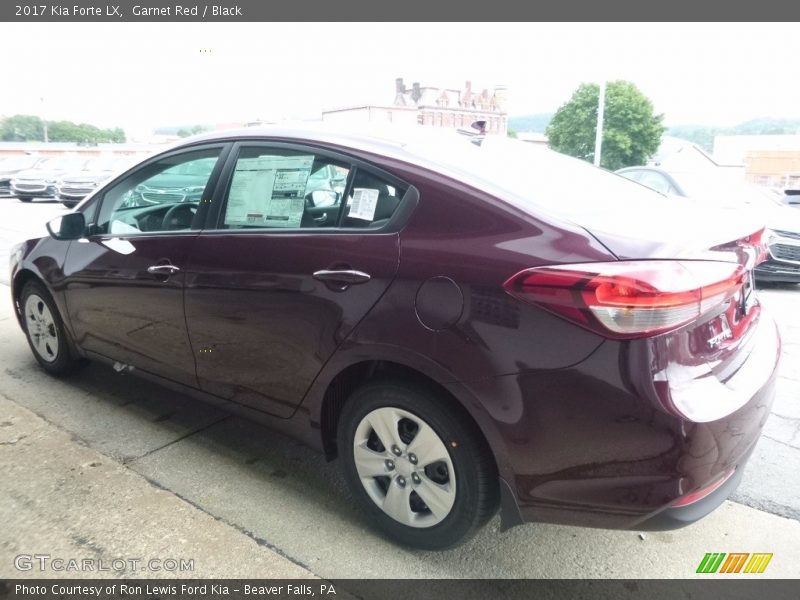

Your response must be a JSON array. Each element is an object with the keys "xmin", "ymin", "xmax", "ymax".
[
  {"xmin": 60, "ymin": 201, "xmax": 78, "ymax": 209},
  {"xmin": 18, "ymin": 196, "xmax": 33, "ymax": 203},
  {"xmin": 19, "ymin": 281, "xmax": 85, "ymax": 376},
  {"xmin": 337, "ymin": 379, "xmax": 499, "ymax": 549}
]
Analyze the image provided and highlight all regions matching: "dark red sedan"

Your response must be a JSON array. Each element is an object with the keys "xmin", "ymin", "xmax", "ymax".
[{"xmin": 10, "ymin": 126, "xmax": 779, "ymax": 549}]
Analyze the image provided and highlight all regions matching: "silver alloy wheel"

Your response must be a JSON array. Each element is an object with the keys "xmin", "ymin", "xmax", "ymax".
[
  {"xmin": 353, "ymin": 407, "xmax": 457, "ymax": 528},
  {"xmin": 24, "ymin": 294, "xmax": 59, "ymax": 363}
]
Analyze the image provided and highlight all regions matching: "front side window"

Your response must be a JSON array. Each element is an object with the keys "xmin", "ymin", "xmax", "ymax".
[
  {"xmin": 221, "ymin": 147, "xmax": 350, "ymax": 229},
  {"xmin": 96, "ymin": 148, "xmax": 222, "ymax": 235}
]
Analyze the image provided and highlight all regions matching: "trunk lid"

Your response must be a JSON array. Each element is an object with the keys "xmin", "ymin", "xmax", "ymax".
[{"xmin": 577, "ymin": 195, "xmax": 766, "ymax": 265}]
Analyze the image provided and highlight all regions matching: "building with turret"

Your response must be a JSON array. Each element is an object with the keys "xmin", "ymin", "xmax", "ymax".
[{"xmin": 322, "ymin": 78, "xmax": 508, "ymax": 135}]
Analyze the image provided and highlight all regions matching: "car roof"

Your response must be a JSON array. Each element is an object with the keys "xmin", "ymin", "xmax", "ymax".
[
  {"xmin": 616, "ymin": 166, "xmax": 668, "ymax": 174},
  {"xmin": 186, "ymin": 123, "xmax": 416, "ymax": 154},
  {"xmin": 164, "ymin": 122, "xmax": 494, "ymax": 190}
]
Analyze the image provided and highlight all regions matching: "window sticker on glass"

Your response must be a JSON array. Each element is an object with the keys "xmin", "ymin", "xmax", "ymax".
[
  {"xmin": 348, "ymin": 188, "xmax": 380, "ymax": 221},
  {"xmin": 225, "ymin": 155, "xmax": 314, "ymax": 228}
]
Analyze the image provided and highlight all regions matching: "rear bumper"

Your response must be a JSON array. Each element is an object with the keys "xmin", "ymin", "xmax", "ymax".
[
  {"xmin": 499, "ymin": 461, "xmax": 749, "ymax": 532},
  {"xmin": 490, "ymin": 310, "xmax": 780, "ymax": 532},
  {"xmin": 634, "ymin": 466, "xmax": 744, "ymax": 531}
]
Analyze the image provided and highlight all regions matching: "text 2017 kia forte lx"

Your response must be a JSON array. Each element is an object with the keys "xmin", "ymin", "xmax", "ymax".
[{"xmin": 10, "ymin": 126, "xmax": 779, "ymax": 549}]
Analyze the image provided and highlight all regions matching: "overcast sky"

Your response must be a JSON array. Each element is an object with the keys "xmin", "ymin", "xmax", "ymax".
[{"xmin": 2, "ymin": 22, "xmax": 797, "ymax": 135}]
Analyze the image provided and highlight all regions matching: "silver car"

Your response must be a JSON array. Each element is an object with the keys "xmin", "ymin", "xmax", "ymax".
[
  {"xmin": 56, "ymin": 156, "xmax": 135, "ymax": 207},
  {"xmin": 12, "ymin": 156, "xmax": 90, "ymax": 202}
]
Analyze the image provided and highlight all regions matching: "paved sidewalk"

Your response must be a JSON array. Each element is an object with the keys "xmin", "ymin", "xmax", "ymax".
[{"xmin": 0, "ymin": 396, "xmax": 315, "ymax": 579}]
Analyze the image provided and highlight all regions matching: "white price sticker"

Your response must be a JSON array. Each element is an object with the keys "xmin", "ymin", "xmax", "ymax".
[{"xmin": 348, "ymin": 188, "xmax": 380, "ymax": 221}]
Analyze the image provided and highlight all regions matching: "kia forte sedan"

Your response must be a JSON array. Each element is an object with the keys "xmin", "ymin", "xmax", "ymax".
[{"xmin": 10, "ymin": 126, "xmax": 779, "ymax": 549}]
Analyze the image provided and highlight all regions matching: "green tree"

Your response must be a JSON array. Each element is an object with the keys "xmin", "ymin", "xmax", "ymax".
[
  {"xmin": 107, "ymin": 127, "xmax": 126, "ymax": 143},
  {"xmin": 177, "ymin": 124, "xmax": 210, "ymax": 138},
  {"xmin": 0, "ymin": 114, "xmax": 126, "ymax": 143},
  {"xmin": 48, "ymin": 121, "xmax": 126, "ymax": 143},
  {"xmin": 546, "ymin": 81, "xmax": 665, "ymax": 170},
  {"xmin": 0, "ymin": 114, "xmax": 44, "ymax": 141}
]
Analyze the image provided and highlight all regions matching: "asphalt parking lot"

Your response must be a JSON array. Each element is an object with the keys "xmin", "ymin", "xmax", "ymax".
[{"xmin": 1, "ymin": 198, "xmax": 799, "ymax": 579}]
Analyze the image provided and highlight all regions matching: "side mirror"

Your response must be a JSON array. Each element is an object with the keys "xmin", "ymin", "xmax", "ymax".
[
  {"xmin": 46, "ymin": 213, "xmax": 86, "ymax": 241},
  {"xmin": 311, "ymin": 190, "xmax": 338, "ymax": 208}
]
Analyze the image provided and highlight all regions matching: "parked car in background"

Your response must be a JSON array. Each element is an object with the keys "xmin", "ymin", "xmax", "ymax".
[
  {"xmin": 782, "ymin": 189, "xmax": 800, "ymax": 210},
  {"xmin": 12, "ymin": 156, "xmax": 91, "ymax": 202},
  {"xmin": 0, "ymin": 155, "xmax": 46, "ymax": 197},
  {"xmin": 120, "ymin": 156, "xmax": 217, "ymax": 210},
  {"xmin": 56, "ymin": 156, "xmax": 135, "ymax": 208},
  {"xmin": 11, "ymin": 126, "xmax": 779, "ymax": 549},
  {"xmin": 617, "ymin": 166, "xmax": 800, "ymax": 284}
]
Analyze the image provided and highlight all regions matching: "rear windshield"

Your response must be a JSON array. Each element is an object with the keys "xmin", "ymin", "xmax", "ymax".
[{"xmin": 405, "ymin": 135, "xmax": 666, "ymax": 221}]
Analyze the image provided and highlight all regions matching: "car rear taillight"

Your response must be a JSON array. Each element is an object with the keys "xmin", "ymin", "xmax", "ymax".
[{"xmin": 503, "ymin": 261, "xmax": 747, "ymax": 339}]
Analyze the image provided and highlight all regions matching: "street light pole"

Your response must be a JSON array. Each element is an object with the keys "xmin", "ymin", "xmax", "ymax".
[
  {"xmin": 41, "ymin": 97, "xmax": 48, "ymax": 143},
  {"xmin": 593, "ymin": 81, "xmax": 605, "ymax": 167}
]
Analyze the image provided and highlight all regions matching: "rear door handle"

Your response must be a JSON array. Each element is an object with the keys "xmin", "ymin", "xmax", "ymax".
[
  {"xmin": 147, "ymin": 264, "xmax": 181, "ymax": 274},
  {"xmin": 312, "ymin": 269, "xmax": 371, "ymax": 284}
]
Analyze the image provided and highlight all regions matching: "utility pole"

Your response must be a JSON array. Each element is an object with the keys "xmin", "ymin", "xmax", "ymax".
[{"xmin": 593, "ymin": 81, "xmax": 605, "ymax": 167}]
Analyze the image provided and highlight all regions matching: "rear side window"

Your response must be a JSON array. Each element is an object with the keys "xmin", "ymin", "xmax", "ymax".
[
  {"xmin": 341, "ymin": 169, "xmax": 407, "ymax": 229},
  {"xmin": 221, "ymin": 147, "xmax": 350, "ymax": 229},
  {"xmin": 618, "ymin": 170, "xmax": 642, "ymax": 183},
  {"xmin": 637, "ymin": 171, "xmax": 673, "ymax": 195}
]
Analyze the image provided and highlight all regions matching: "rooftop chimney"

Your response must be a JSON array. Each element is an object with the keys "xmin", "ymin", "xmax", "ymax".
[
  {"xmin": 412, "ymin": 82, "xmax": 422, "ymax": 103},
  {"xmin": 493, "ymin": 85, "xmax": 508, "ymax": 111}
]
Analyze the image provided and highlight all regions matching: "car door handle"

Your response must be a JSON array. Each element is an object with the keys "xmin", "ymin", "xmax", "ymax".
[
  {"xmin": 147, "ymin": 264, "xmax": 181, "ymax": 274},
  {"xmin": 312, "ymin": 269, "xmax": 371, "ymax": 284}
]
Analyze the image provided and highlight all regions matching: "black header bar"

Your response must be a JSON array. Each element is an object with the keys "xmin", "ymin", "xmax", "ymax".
[{"xmin": 1, "ymin": 0, "xmax": 800, "ymax": 21}]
